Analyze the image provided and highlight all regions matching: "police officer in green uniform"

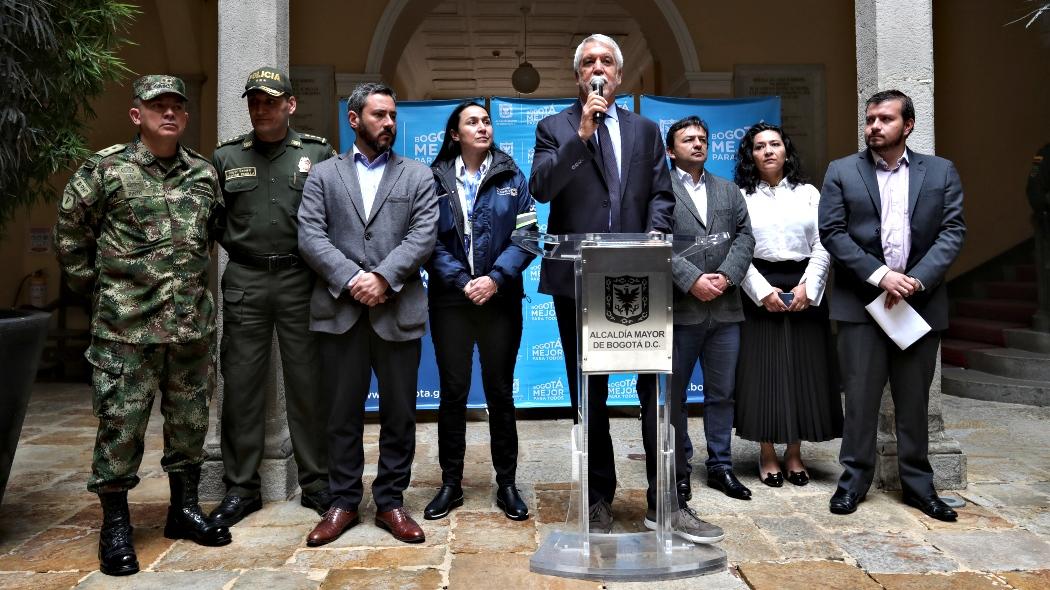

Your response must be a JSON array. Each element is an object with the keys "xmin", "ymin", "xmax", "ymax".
[
  {"xmin": 54, "ymin": 75, "xmax": 232, "ymax": 577},
  {"xmin": 209, "ymin": 67, "xmax": 337, "ymax": 527}
]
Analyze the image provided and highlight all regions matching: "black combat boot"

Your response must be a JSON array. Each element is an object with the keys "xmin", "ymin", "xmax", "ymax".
[
  {"xmin": 98, "ymin": 491, "xmax": 140, "ymax": 576},
  {"xmin": 163, "ymin": 468, "xmax": 232, "ymax": 546}
]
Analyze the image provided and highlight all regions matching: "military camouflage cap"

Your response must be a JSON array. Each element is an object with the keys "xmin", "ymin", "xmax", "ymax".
[
  {"xmin": 242, "ymin": 67, "xmax": 293, "ymax": 98},
  {"xmin": 133, "ymin": 75, "xmax": 188, "ymax": 101}
]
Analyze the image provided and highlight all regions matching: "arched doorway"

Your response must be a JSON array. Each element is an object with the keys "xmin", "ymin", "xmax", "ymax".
[{"xmin": 364, "ymin": 0, "xmax": 705, "ymax": 99}]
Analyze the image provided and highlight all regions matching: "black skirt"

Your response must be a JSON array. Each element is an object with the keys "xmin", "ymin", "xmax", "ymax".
[{"xmin": 734, "ymin": 258, "xmax": 842, "ymax": 444}]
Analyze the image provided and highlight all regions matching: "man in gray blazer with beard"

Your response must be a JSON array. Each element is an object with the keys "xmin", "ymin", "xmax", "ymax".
[
  {"xmin": 298, "ymin": 82, "xmax": 438, "ymax": 547},
  {"xmin": 667, "ymin": 116, "xmax": 755, "ymax": 508}
]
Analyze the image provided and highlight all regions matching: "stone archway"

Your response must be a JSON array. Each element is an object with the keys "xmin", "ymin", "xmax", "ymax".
[{"xmin": 362, "ymin": 0, "xmax": 725, "ymax": 98}]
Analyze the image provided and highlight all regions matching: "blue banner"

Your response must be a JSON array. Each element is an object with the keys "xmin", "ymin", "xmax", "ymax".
[
  {"xmin": 639, "ymin": 95, "xmax": 781, "ymax": 180},
  {"xmin": 339, "ymin": 95, "xmax": 781, "ymax": 410}
]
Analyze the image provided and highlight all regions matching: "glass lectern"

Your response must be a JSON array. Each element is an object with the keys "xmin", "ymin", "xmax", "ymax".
[{"xmin": 512, "ymin": 231, "xmax": 730, "ymax": 581}]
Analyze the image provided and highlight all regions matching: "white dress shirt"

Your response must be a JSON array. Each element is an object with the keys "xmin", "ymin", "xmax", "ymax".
[
  {"xmin": 348, "ymin": 145, "xmax": 390, "ymax": 287},
  {"xmin": 352, "ymin": 145, "xmax": 389, "ymax": 220},
  {"xmin": 866, "ymin": 151, "xmax": 914, "ymax": 288},
  {"xmin": 455, "ymin": 152, "xmax": 492, "ymax": 274},
  {"xmin": 740, "ymin": 179, "xmax": 831, "ymax": 306},
  {"xmin": 675, "ymin": 167, "xmax": 707, "ymax": 226}
]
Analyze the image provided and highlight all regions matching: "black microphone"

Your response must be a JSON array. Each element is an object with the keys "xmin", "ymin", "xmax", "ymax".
[{"xmin": 590, "ymin": 75, "xmax": 607, "ymax": 122}]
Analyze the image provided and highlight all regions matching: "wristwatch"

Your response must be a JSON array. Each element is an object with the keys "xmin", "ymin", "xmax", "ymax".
[{"xmin": 717, "ymin": 271, "xmax": 733, "ymax": 287}]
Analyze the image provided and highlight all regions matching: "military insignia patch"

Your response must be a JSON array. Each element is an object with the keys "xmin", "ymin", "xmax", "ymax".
[
  {"xmin": 72, "ymin": 176, "xmax": 93, "ymax": 200},
  {"xmin": 605, "ymin": 275, "xmax": 649, "ymax": 326},
  {"xmin": 298, "ymin": 157, "xmax": 312, "ymax": 174},
  {"xmin": 225, "ymin": 167, "xmax": 257, "ymax": 181},
  {"xmin": 61, "ymin": 190, "xmax": 77, "ymax": 212}
]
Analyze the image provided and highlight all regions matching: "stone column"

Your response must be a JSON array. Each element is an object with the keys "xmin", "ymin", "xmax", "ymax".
[
  {"xmin": 854, "ymin": 0, "xmax": 967, "ymax": 491},
  {"xmin": 200, "ymin": 0, "xmax": 297, "ymax": 501}
]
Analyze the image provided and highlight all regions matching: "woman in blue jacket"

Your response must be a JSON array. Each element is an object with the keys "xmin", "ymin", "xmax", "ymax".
[{"xmin": 423, "ymin": 101, "xmax": 537, "ymax": 521}]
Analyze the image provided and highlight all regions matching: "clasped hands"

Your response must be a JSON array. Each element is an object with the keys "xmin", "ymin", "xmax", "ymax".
[
  {"xmin": 689, "ymin": 273, "xmax": 729, "ymax": 302},
  {"xmin": 347, "ymin": 272, "xmax": 389, "ymax": 307},
  {"xmin": 760, "ymin": 284, "xmax": 810, "ymax": 312},
  {"xmin": 879, "ymin": 270, "xmax": 920, "ymax": 309},
  {"xmin": 464, "ymin": 276, "xmax": 497, "ymax": 306}
]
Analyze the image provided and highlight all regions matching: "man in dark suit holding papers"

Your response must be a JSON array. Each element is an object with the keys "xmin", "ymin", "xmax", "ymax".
[{"xmin": 818, "ymin": 90, "xmax": 966, "ymax": 521}]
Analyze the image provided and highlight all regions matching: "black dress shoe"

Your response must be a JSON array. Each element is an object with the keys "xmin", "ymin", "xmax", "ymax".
[
  {"xmin": 760, "ymin": 469, "xmax": 784, "ymax": 488},
  {"xmin": 495, "ymin": 484, "xmax": 529, "ymax": 521},
  {"xmin": 208, "ymin": 494, "xmax": 262, "ymax": 527},
  {"xmin": 902, "ymin": 492, "xmax": 958, "ymax": 522},
  {"xmin": 423, "ymin": 484, "xmax": 463, "ymax": 520},
  {"xmin": 707, "ymin": 469, "xmax": 752, "ymax": 500},
  {"xmin": 786, "ymin": 470, "xmax": 810, "ymax": 486},
  {"xmin": 300, "ymin": 489, "xmax": 334, "ymax": 516},
  {"xmin": 677, "ymin": 480, "xmax": 692, "ymax": 501},
  {"xmin": 829, "ymin": 488, "xmax": 865, "ymax": 515}
]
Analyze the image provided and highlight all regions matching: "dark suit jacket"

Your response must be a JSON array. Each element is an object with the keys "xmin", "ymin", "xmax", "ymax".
[
  {"xmin": 817, "ymin": 148, "xmax": 966, "ymax": 331},
  {"xmin": 298, "ymin": 150, "xmax": 438, "ymax": 341},
  {"xmin": 670, "ymin": 171, "xmax": 755, "ymax": 325},
  {"xmin": 529, "ymin": 102, "xmax": 675, "ymax": 297}
]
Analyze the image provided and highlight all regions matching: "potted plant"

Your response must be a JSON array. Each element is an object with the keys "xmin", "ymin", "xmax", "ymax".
[{"xmin": 0, "ymin": 0, "xmax": 136, "ymax": 505}]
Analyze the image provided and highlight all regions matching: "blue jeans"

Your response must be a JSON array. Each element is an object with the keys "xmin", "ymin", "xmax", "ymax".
[{"xmin": 672, "ymin": 320, "xmax": 741, "ymax": 473}]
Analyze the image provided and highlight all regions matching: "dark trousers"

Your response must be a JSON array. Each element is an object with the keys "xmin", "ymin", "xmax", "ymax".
[
  {"xmin": 836, "ymin": 322, "xmax": 940, "ymax": 497},
  {"xmin": 553, "ymin": 295, "xmax": 657, "ymax": 507},
  {"xmin": 671, "ymin": 320, "xmax": 741, "ymax": 473},
  {"xmin": 430, "ymin": 302, "xmax": 522, "ymax": 486},
  {"xmin": 319, "ymin": 318, "xmax": 421, "ymax": 512},
  {"xmin": 219, "ymin": 263, "xmax": 328, "ymax": 498}
]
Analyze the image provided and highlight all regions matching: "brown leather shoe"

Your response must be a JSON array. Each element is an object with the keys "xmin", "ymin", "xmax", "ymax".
[
  {"xmin": 306, "ymin": 507, "xmax": 359, "ymax": 547},
  {"xmin": 375, "ymin": 507, "xmax": 425, "ymax": 543}
]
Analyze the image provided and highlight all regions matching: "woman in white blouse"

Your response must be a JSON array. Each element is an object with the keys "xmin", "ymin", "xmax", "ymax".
[{"xmin": 733, "ymin": 123, "xmax": 842, "ymax": 488}]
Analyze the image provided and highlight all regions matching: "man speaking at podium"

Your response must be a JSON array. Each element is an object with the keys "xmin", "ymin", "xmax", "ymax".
[{"xmin": 529, "ymin": 34, "xmax": 674, "ymax": 535}]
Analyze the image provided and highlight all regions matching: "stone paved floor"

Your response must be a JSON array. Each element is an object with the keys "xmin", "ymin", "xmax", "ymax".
[{"xmin": 2, "ymin": 383, "xmax": 1050, "ymax": 589}]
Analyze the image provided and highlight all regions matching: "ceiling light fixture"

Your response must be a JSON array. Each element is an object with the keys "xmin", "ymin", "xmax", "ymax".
[{"xmin": 511, "ymin": 5, "xmax": 540, "ymax": 94}]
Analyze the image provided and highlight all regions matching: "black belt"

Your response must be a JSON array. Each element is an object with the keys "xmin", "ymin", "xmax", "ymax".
[{"xmin": 228, "ymin": 250, "xmax": 302, "ymax": 271}]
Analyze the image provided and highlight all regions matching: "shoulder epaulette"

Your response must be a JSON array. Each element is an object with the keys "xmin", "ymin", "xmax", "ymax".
[
  {"xmin": 95, "ymin": 144, "xmax": 126, "ymax": 158},
  {"xmin": 216, "ymin": 133, "xmax": 248, "ymax": 149},
  {"xmin": 84, "ymin": 144, "xmax": 125, "ymax": 169},
  {"xmin": 300, "ymin": 133, "xmax": 329, "ymax": 145},
  {"xmin": 183, "ymin": 145, "xmax": 208, "ymax": 161}
]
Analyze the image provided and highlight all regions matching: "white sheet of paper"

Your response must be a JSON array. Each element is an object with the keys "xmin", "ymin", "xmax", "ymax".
[{"xmin": 864, "ymin": 292, "xmax": 932, "ymax": 350}]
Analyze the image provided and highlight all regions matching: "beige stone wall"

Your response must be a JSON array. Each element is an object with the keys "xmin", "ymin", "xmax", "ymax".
[
  {"xmin": 2, "ymin": 0, "xmax": 1042, "ymax": 307},
  {"xmin": 674, "ymin": 0, "xmax": 859, "ymax": 187},
  {"xmin": 934, "ymin": 0, "xmax": 1049, "ymax": 276}
]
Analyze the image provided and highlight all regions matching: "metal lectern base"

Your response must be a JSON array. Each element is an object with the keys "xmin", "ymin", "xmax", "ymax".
[{"xmin": 530, "ymin": 530, "xmax": 727, "ymax": 581}]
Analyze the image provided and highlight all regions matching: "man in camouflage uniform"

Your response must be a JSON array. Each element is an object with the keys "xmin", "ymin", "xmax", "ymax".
[
  {"xmin": 209, "ymin": 67, "xmax": 337, "ymax": 526},
  {"xmin": 53, "ymin": 75, "xmax": 231, "ymax": 577}
]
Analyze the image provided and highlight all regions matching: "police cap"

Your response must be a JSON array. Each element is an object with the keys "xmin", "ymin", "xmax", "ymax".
[{"xmin": 242, "ymin": 67, "xmax": 293, "ymax": 98}]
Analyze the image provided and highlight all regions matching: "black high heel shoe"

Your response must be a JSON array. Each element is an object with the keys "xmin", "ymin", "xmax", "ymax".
[
  {"xmin": 786, "ymin": 470, "xmax": 810, "ymax": 486},
  {"xmin": 759, "ymin": 467, "xmax": 784, "ymax": 487}
]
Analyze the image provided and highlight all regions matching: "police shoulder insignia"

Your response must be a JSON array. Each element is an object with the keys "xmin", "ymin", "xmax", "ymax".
[
  {"xmin": 300, "ymin": 133, "xmax": 329, "ymax": 145},
  {"xmin": 217, "ymin": 133, "xmax": 247, "ymax": 149},
  {"xmin": 289, "ymin": 138, "xmax": 302, "ymax": 148}
]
